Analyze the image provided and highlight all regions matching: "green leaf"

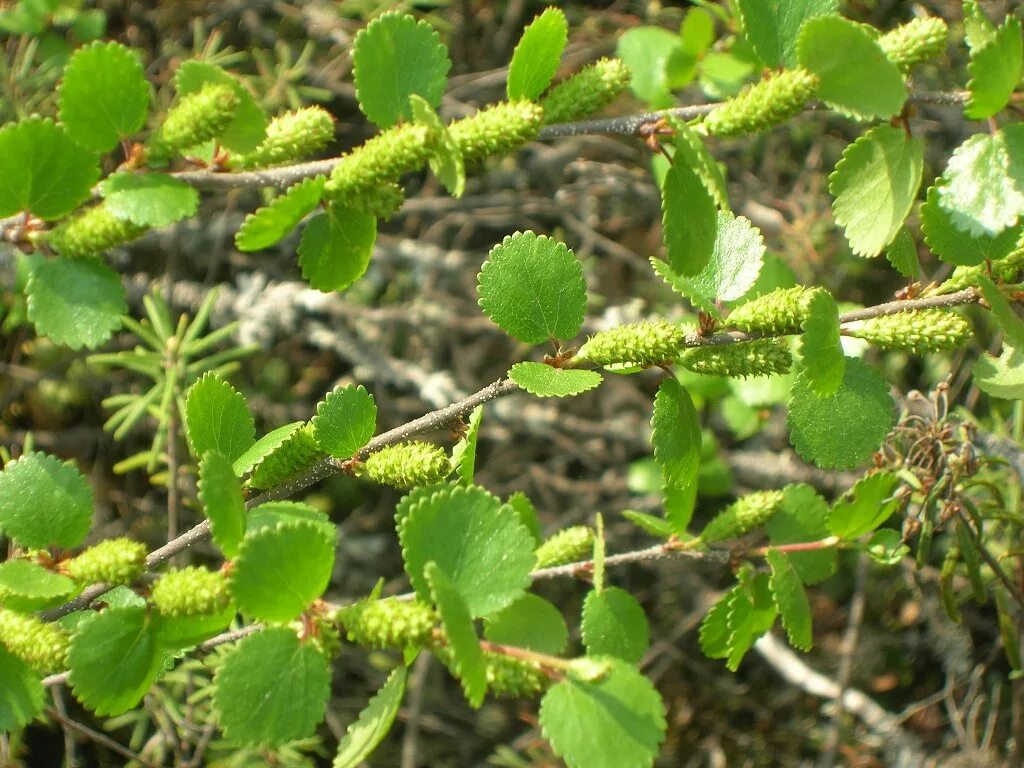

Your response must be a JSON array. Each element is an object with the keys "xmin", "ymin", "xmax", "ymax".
[
  {"xmin": 0, "ymin": 647, "xmax": 44, "ymax": 732},
  {"xmin": 829, "ymin": 124, "xmax": 924, "ymax": 258},
  {"xmin": 937, "ymin": 129, "xmax": 1024, "ymax": 237},
  {"xmin": 581, "ymin": 586, "xmax": 650, "ymax": 664},
  {"xmin": 426, "ymin": 561, "xmax": 487, "ymax": 708},
  {"xmin": 27, "ymin": 257, "xmax": 126, "ymax": 349},
  {"xmin": 450, "ymin": 405, "xmax": 483, "ymax": 486},
  {"xmin": 966, "ymin": 17, "xmax": 1023, "ymax": 119},
  {"xmin": 699, "ymin": 587, "xmax": 739, "ymax": 659},
  {"xmin": 352, "ymin": 10, "xmax": 451, "ymax": 129},
  {"xmin": 477, "ymin": 231, "xmax": 587, "ymax": 344},
  {"xmin": 507, "ymin": 7, "xmax": 568, "ymax": 100},
  {"xmin": 885, "ymin": 227, "xmax": 920, "ymax": 280},
  {"xmin": 175, "ymin": 61, "xmax": 267, "ymax": 154},
  {"xmin": 661, "ymin": 150, "xmax": 718, "ymax": 276},
  {"xmin": 615, "ymin": 27, "xmax": 681, "ymax": 107},
  {"xmin": 399, "ymin": 485, "xmax": 536, "ymax": 618},
  {"xmin": 311, "ymin": 384, "xmax": 377, "ymax": 459},
  {"xmin": 184, "ymin": 373, "xmax": 255, "ymax": 463},
  {"xmin": 974, "ymin": 345, "xmax": 1024, "ymax": 400},
  {"xmin": 0, "ymin": 452, "xmax": 93, "ymax": 549},
  {"xmin": 798, "ymin": 289, "xmax": 844, "ymax": 397},
  {"xmin": 725, "ymin": 571, "xmax": 777, "ymax": 670},
  {"xmin": 58, "ymin": 41, "xmax": 149, "ymax": 152},
  {"xmin": 864, "ymin": 528, "xmax": 909, "ymax": 565},
  {"xmin": 797, "ymin": 16, "xmax": 906, "ymax": 120},
  {"xmin": 765, "ymin": 484, "xmax": 836, "ymax": 584},
  {"xmin": 68, "ymin": 607, "xmax": 163, "ymax": 716},
  {"xmin": 233, "ymin": 421, "xmax": 305, "ymax": 476},
  {"xmin": 199, "ymin": 450, "xmax": 246, "ymax": 559},
  {"xmin": 540, "ymin": 659, "xmax": 666, "ymax": 768},
  {"xmin": 506, "ymin": 491, "xmax": 542, "ymax": 544},
  {"xmin": 977, "ymin": 275, "xmax": 1024, "ymax": 349},
  {"xmin": 408, "ymin": 95, "xmax": 465, "ymax": 198},
  {"xmin": 99, "ymin": 172, "xmax": 199, "ymax": 228},
  {"xmin": 236, "ymin": 176, "xmax": 325, "ymax": 252},
  {"xmin": 485, "ymin": 593, "xmax": 569, "ymax": 655},
  {"xmin": 621, "ymin": 509, "xmax": 674, "ymax": 539},
  {"xmin": 214, "ymin": 627, "xmax": 331, "ymax": 748},
  {"xmin": 671, "ymin": 120, "xmax": 729, "ymax": 210},
  {"xmin": 651, "ymin": 378, "xmax": 701, "ymax": 491},
  {"xmin": 154, "ymin": 604, "xmax": 235, "ymax": 650},
  {"xmin": 333, "ymin": 667, "xmax": 407, "ymax": 768},
  {"xmin": 298, "ymin": 204, "xmax": 377, "ymax": 293},
  {"xmin": 736, "ymin": 0, "xmax": 838, "ymax": 67},
  {"xmin": 229, "ymin": 521, "xmax": 335, "ymax": 623},
  {"xmin": 0, "ymin": 118, "xmax": 99, "ymax": 219},
  {"xmin": 766, "ymin": 549, "xmax": 812, "ymax": 651},
  {"xmin": 0, "ymin": 559, "xmax": 77, "ymax": 609},
  {"xmin": 508, "ymin": 362, "xmax": 602, "ymax": 397},
  {"xmin": 828, "ymin": 471, "xmax": 900, "ymax": 539},
  {"xmin": 921, "ymin": 185, "xmax": 1023, "ymax": 267},
  {"xmin": 963, "ymin": 1, "xmax": 997, "ymax": 52},
  {"xmin": 245, "ymin": 501, "xmax": 335, "ymax": 541},
  {"xmin": 787, "ymin": 357, "xmax": 895, "ymax": 470}
]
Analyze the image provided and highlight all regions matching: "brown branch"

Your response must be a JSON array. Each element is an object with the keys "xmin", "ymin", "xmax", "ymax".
[{"xmin": 44, "ymin": 705, "xmax": 158, "ymax": 767}]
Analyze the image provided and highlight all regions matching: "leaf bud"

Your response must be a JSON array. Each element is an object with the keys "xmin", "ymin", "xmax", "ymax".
[
  {"xmin": 230, "ymin": 106, "xmax": 335, "ymax": 169},
  {"xmin": 148, "ymin": 83, "xmax": 239, "ymax": 160},
  {"xmin": 541, "ymin": 58, "xmax": 631, "ymax": 125},
  {"xmin": 845, "ymin": 309, "xmax": 972, "ymax": 353},
  {"xmin": 337, "ymin": 598, "xmax": 437, "ymax": 649},
  {"xmin": 535, "ymin": 525, "xmax": 594, "ymax": 568},
  {"xmin": 677, "ymin": 339, "xmax": 793, "ymax": 378},
  {"xmin": 878, "ymin": 17, "xmax": 948, "ymax": 72},
  {"xmin": 48, "ymin": 204, "xmax": 148, "ymax": 257},
  {"xmin": 574, "ymin": 320, "xmax": 686, "ymax": 368},
  {"xmin": 0, "ymin": 607, "xmax": 69, "ymax": 673},
  {"xmin": 726, "ymin": 286, "xmax": 816, "ymax": 334},
  {"xmin": 66, "ymin": 537, "xmax": 147, "ymax": 585},
  {"xmin": 704, "ymin": 68, "xmax": 819, "ymax": 138},
  {"xmin": 151, "ymin": 566, "xmax": 230, "ymax": 617},
  {"xmin": 484, "ymin": 651, "xmax": 549, "ymax": 697},
  {"xmin": 448, "ymin": 100, "xmax": 544, "ymax": 166},
  {"xmin": 363, "ymin": 441, "xmax": 450, "ymax": 489},
  {"xmin": 699, "ymin": 490, "xmax": 785, "ymax": 544},
  {"xmin": 324, "ymin": 122, "xmax": 438, "ymax": 204}
]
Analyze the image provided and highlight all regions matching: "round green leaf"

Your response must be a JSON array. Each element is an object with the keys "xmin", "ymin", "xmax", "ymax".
[
  {"xmin": 766, "ymin": 549, "xmax": 813, "ymax": 651},
  {"xmin": 884, "ymin": 227, "xmax": 920, "ymax": 280},
  {"xmin": 920, "ymin": 185, "xmax": 1023, "ymax": 267},
  {"xmin": 175, "ymin": 61, "xmax": 267, "ymax": 154},
  {"xmin": 99, "ymin": 172, "xmax": 199, "ymax": 228},
  {"xmin": 27, "ymin": 257, "xmax": 126, "ymax": 350},
  {"xmin": 298, "ymin": 204, "xmax": 377, "ymax": 293},
  {"xmin": 184, "ymin": 373, "xmax": 255, "ymax": 463},
  {"xmin": 829, "ymin": 124, "xmax": 924, "ymax": 258},
  {"xmin": 507, "ymin": 7, "xmax": 568, "ymax": 101},
  {"xmin": 236, "ymin": 176, "xmax": 325, "ymax": 252},
  {"xmin": 828, "ymin": 471, "xmax": 900, "ymax": 540},
  {"xmin": 214, "ymin": 627, "xmax": 331, "ymax": 748},
  {"xmin": 651, "ymin": 378, "xmax": 701, "ymax": 491},
  {"xmin": 333, "ymin": 667, "xmax": 407, "ymax": 768},
  {"xmin": 58, "ymin": 41, "xmax": 149, "ymax": 152},
  {"xmin": 68, "ymin": 607, "xmax": 163, "ymax": 716},
  {"xmin": 477, "ymin": 231, "xmax": 586, "ymax": 344},
  {"xmin": 199, "ymin": 450, "xmax": 246, "ymax": 559},
  {"xmin": 311, "ymin": 384, "xmax": 377, "ymax": 459},
  {"xmin": 765, "ymin": 484, "xmax": 836, "ymax": 584},
  {"xmin": 352, "ymin": 11, "xmax": 451, "ymax": 129},
  {"xmin": 615, "ymin": 27, "xmax": 680, "ymax": 107},
  {"xmin": 540, "ymin": 659, "xmax": 666, "ymax": 768},
  {"xmin": 245, "ymin": 501, "xmax": 334, "ymax": 540},
  {"xmin": 937, "ymin": 129, "xmax": 1024, "ymax": 237},
  {"xmin": 485, "ymin": 593, "xmax": 569, "ymax": 655},
  {"xmin": 692, "ymin": 211, "xmax": 765, "ymax": 301},
  {"xmin": 797, "ymin": 16, "xmax": 906, "ymax": 120},
  {"xmin": 798, "ymin": 289, "xmax": 843, "ymax": 397},
  {"xmin": 0, "ymin": 559, "xmax": 77, "ymax": 610},
  {"xmin": 399, "ymin": 484, "xmax": 536, "ymax": 618},
  {"xmin": 0, "ymin": 118, "xmax": 99, "ymax": 219},
  {"xmin": 736, "ymin": 0, "xmax": 839, "ymax": 68},
  {"xmin": 581, "ymin": 587, "xmax": 650, "ymax": 664},
  {"xmin": 966, "ymin": 17, "xmax": 1023, "ymax": 119},
  {"xmin": 0, "ymin": 452, "xmax": 93, "ymax": 549},
  {"xmin": 787, "ymin": 356, "xmax": 895, "ymax": 470},
  {"xmin": 974, "ymin": 345, "xmax": 1024, "ymax": 400},
  {"xmin": 426, "ymin": 562, "xmax": 487, "ymax": 708},
  {"xmin": 0, "ymin": 648, "xmax": 44, "ymax": 732},
  {"xmin": 508, "ymin": 362, "xmax": 602, "ymax": 398},
  {"xmin": 661, "ymin": 151, "xmax": 718, "ymax": 276},
  {"xmin": 229, "ymin": 521, "xmax": 335, "ymax": 623},
  {"xmin": 232, "ymin": 421, "xmax": 305, "ymax": 477},
  {"xmin": 725, "ymin": 571, "xmax": 777, "ymax": 670}
]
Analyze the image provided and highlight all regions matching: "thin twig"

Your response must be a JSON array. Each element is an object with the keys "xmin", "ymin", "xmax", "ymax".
[
  {"xmin": 400, "ymin": 652, "xmax": 432, "ymax": 768},
  {"xmin": 44, "ymin": 706, "xmax": 158, "ymax": 767}
]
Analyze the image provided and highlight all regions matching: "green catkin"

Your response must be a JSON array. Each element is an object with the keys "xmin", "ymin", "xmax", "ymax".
[
  {"xmin": 541, "ymin": 58, "xmax": 631, "ymax": 125},
  {"xmin": 66, "ymin": 537, "xmax": 147, "ymax": 585},
  {"xmin": 484, "ymin": 651, "xmax": 549, "ymax": 697},
  {"xmin": 48, "ymin": 204, "xmax": 148, "ymax": 256},
  {"xmin": 231, "ymin": 106, "xmax": 335, "ymax": 169},
  {"xmin": 574, "ymin": 320, "xmax": 687, "ymax": 367},
  {"xmin": 677, "ymin": 339, "xmax": 793, "ymax": 377},
  {"xmin": 448, "ymin": 100, "xmax": 544, "ymax": 166},
  {"xmin": 337, "ymin": 598, "xmax": 437, "ymax": 649},
  {"xmin": 323, "ymin": 122, "xmax": 438, "ymax": 204},
  {"xmin": 347, "ymin": 182, "xmax": 406, "ymax": 219},
  {"xmin": 0, "ymin": 608, "xmax": 68, "ymax": 673},
  {"xmin": 363, "ymin": 442, "xmax": 450, "ymax": 489},
  {"xmin": 703, "ymin": 68, "xmax": 819, "ymax": 138},
  {"xmin": 934, "ymin": 246, "xmax": 1024, "ymax": 294},
  {"xmin": 699, "ymin": 490, "xmax": 785, "ymax": 544},
  {"xmin": 845, "ymin": 309, "xmax": 972, "ymax": 353},
  {"xmin": 534, "ymin": 525, "xmax": 594, "ymax": 568},
  {"xmin": 148, "ymin": 83, "xmax": 239, "ymax": 159},
  {"xmin": 877, "ymin": 17, "xmax": 948, "ymax": 72},
  {"xmin": 726, "ymin": 286, "xmax": 816, "ymax": 334},
  {"xmin": 151, "ymin": 566, "xmax": 230, "ymax": 617},
  {"xmin": 248, "ymin": 424, "xmax": 325, "ymax": 490}
]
